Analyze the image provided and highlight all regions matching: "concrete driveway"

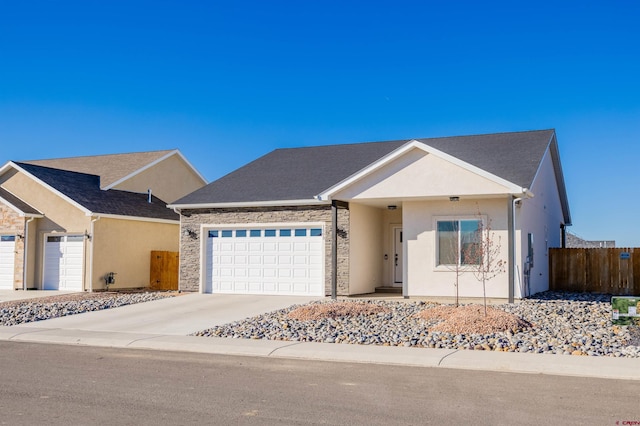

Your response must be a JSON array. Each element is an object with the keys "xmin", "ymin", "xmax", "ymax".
[{"xmin": 17, "ymin": 293, "xmax": 320, "ymax": 335}]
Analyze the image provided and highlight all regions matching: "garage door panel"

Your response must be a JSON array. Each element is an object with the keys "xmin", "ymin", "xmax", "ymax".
[
  {"xmin": 263, "ymin": 242, "xmax": 277, "ymax": 251},
  {"xmin": 206, "ymin": 226, "xmax": 323, "ymax": 296},
  {"xmin": 43, "ymin": 235, "xmax": 84, "ymax": 291},
  {"xmin": 0, "ymin": 236, "xmax": 16, "ymax": 289}
]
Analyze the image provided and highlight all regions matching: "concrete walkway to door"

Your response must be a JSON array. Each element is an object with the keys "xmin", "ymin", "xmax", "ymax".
[{"xmin": 16, "ymin": 293, "xmax": 321, "ymax": 335}]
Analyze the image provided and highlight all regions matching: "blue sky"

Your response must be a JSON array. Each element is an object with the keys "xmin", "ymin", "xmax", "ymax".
[{"xmin": 1, "ymin": 1, "xmax": 639, "ymax": 246}]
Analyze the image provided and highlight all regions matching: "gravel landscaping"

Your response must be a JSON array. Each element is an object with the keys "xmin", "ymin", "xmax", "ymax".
[
  {"xmin": 0, "ymin": 292, "xmax": 177, "ymax": 326},
  {"xmin": 193, "ymin": 291, "xmax": 640, "ymax": 358}
]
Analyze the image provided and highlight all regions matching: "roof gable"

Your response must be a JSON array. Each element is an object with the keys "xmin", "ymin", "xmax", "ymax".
[
  {"xmin": 13, "ymin": 162, "xmax": 178, "ymax": 221},
  {"xmin": 20, "ymin": 149, "xmax": 198, "ymax": 189},
  {"xmin": 328, "ymin": 143, "xmax": 522, "ymax": 202}
]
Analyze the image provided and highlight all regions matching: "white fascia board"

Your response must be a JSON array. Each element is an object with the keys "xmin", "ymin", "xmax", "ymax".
[
  {"xmin": 167, "ymin": 198, "xmax": 330, "ymax": 210},
  {"xmin": 0, "ymin": 161, "xmax": 15, "ymax": 175},
  {"xmin": 8, "ymin": 162, "xmax": 93, "ymax": 216},
  {"xmin": 317, "ymin": 140, "xmax": 526, "ymax": 200},
  {"xmin": 92, "ymin": 213, "xmax": 179, "ymax": 225},
  {"xmin": 0, "ymin": 195, "xmax": 44, "ymax": 218},
  {"xmin": 103, "ymin": 149, "xmax": 208, "ymax": 191}
]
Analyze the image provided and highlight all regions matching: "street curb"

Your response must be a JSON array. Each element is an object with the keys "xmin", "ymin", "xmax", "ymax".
[{"xmin": 2, "ymin": 326, "xmax": 639, "ymax": 380}]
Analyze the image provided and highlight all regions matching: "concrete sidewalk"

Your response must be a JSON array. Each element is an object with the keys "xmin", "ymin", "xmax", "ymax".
[{"xmin": 1, "ymin": 293, "xmax": 639, "ymax": 381}]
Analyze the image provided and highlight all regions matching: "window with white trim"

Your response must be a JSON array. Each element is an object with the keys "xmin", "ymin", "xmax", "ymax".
[{"xmin": 436, "ymin": 219, "xmax": 482, "ymax": 266}]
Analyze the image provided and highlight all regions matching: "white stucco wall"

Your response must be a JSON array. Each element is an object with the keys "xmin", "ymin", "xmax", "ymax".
[
  {"xmin": 516, "ymin": 147, "xmax": 565, "ymax": 297},
  {"xmin": 334, "ymin": 148, "xmax": 514, "ymax": 201},
  {"xmin": 349, "ymin": 203, "xmax": 383, "ymax": 294},
  {"xmin": 403, "ymin": 198, "xmax": 510, "ymax": 298}
]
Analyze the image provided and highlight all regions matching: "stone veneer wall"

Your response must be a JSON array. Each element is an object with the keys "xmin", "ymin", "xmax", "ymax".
[
  {"xmin": 0, "ymin": 204, "xmax": 25, "ymax": 289},
  {"xmin": 179, "ymin": 205, "xmax": 350, "ymax": 295}
]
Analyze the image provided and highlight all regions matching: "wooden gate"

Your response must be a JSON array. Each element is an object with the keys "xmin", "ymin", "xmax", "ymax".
[
  {"xmin": 549, "ymin": 248, "xmax": 640, "ymax": 295},
  {"xmin": 150, "ymin": 251, "xmax": 179, "ymax": 291}
]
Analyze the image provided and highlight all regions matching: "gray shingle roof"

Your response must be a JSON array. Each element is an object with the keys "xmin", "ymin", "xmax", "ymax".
[
  {"xmin": 15, "ymin": 162, "xmax": 178, "ymax": 221},
  {"xmin": 173, "ymin": 129, "xmax": 556, "ymax": 206},
  {"xmin": 21, "ymin": 150, "xmax": 176, "ymax": 188},
  {"xmin": 0, "ymin": 187, "xmax": 42, "ymax": 216}
]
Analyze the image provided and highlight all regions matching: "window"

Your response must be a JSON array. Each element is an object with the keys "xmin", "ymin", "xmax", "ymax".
[
  {"xmin": 437, "ymin": 219, "xmax": 481, "ymax": 266},
  {"xmin": 294, "ymin": 229, "xmax": 307, "ymax": 237},
  {"xmin": 250, "ymin": 230, "xmax": 261, "ymax": 237},
  {"xmin": 236, "ymin": 230, "xmax": 247, "ymax": 237},
  {"xmin": 265, "ymin": 229, "xmax": 276, "ymax": 237},
  {"xmin": 1, "ymin": 235, "xmax": 16, "ymax": 242},
  {"xmin": 310, "ymin": 228, "xmax": 322, "ymax": 237},
  {"xmin": 279, "ymin": 229, "xmax": 291, "ymax": 237},
  {"xmin": 208, "ymin": 230, "xmax": 219, "ymax": 238},
  {"xmin": 221, "ymin": 230, "xmax": 233, "ymax": 238}
]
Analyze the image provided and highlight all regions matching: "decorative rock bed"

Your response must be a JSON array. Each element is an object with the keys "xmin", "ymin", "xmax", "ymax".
[{"xmin": 193, "ymin": 291, "xmax": 640, "ymax": 358}]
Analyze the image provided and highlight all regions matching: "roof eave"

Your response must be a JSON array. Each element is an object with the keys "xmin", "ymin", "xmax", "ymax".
[{"xmin": 168, "ymin": 198, "xmax": 330, "ymax": 210}]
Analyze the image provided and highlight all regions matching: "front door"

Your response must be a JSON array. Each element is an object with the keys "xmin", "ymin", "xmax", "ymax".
[{"xmin": 393, "ymin": 227, "xmax": 403, "ymax": 286}]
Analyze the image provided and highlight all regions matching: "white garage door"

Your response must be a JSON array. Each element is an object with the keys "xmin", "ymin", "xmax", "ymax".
[
  {"xmin": 205, "ymin": 226, "xmax": 324, "ymax": 295},
  {"xmin": 43, "ymin": 235, "xmax": 84, "ymax": 291},
  {"xmin": 0, "ymin": 235, "xmax": 16, "ymax": 290}
]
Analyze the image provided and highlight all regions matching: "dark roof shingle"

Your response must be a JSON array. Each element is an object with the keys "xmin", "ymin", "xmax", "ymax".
[
  {"xmin": 15, "ymin": 162, "xmax": 178, "ymax": 221},
  {"xmin": 174, "ymin": 129, "xmax": 555, "ymax": 205}
]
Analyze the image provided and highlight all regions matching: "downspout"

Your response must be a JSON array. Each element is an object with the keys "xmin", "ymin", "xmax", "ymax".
[
  {"xmin": 22, "ymin": 217, "xmax": 35, "ymax": 291},
  {"xmin": 510, "ymin": 191, "xmax": 531, "ymax": 303},
  {"xmin": 88, "ymin": 216, "xmax": 100, "ymax": 292}
]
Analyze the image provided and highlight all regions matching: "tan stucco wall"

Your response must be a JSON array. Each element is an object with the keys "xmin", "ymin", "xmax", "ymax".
[
  {"xmin": 2, "ymin": 171, "xmax": 91, "ymax": 288},
  {"xmin": 403, "ymin": 198, "xmax": 510, "ymax": 298},
  {"xmin": 112, "ymin": 154, "xmax": 206, "ymax": 203},
  {"xmin": 348, "ymin": 203, "xmax": 383, "ymax": 294},
  {"xmin": 334, "ymin": 148, "xmax": 513, "ymax": 201},
  {"xmin": 91, "ymin": 218, "xmax": 179, "ymax": 290}
]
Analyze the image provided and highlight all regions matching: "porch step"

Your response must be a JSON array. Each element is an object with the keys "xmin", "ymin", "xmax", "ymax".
[{"xmin": 374, "ymin": 286, "xmax": 402, "ymax": 294}]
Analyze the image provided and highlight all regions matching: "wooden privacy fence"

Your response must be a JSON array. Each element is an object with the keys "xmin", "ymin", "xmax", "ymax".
[
  {"xmin": 150, "ymin": 251, "xmax": 179, "ymax": 291},
  {"xmin": 549, "ymin": 248, "xmax": 640, "ymax": 295}
]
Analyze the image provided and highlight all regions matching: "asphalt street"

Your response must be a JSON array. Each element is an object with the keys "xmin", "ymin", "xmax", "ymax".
[{"xmin": 1, "ymin": 341, "xmax": 639, "ymax": 425}]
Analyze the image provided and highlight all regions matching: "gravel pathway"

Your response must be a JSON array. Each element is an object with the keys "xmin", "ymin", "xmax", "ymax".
[
  {"xmin": 194, "ymin": 291, "xmax": 640, "ymax": 358},
  {"xmin": 0, "ymin": 292, "xmax": 177, "ymax": 326}
]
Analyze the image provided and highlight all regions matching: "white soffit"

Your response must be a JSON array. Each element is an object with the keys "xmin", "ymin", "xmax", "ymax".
[{"xmin": 317, "ymin": 140, "xmax": 525, "ymax": 200}]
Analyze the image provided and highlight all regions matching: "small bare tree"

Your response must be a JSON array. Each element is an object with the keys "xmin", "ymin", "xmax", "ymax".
[{"xmin": 463, "ymin": 215, "xmax": 506, "ymax": 316}]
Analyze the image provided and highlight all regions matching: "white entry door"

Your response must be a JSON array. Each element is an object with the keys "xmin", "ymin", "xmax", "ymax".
[
  {"xmin": 43, "ymin": 235, "xmax": 84, "ymax": 291},
  {"xmin": 0, "ymin": 235, "xmax": 16, "ymax": 290},
  {"xmin": 205, "ymin": 226, "xmax": 324, "ymax": 296},
  {"xmin": 393, "ymin": 227, "xmax": 403, "ymax": 286}
]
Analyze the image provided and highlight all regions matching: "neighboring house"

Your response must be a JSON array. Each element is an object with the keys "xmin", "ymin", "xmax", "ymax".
[
  {"xmin": 566, "ymin": 232, "xmax": 615, "ymax": 248},
  {"xmin": 169, "ymin": 130, "xmax": 571, "ymax": 301},
  {"xmin": 0, "ymin": 150, "xmax": 207, "ymax": 291}
]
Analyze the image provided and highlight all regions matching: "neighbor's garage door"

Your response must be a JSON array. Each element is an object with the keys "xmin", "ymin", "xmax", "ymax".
[
  {"xmin": 43, "ymin": 235, "xmax": 84, "ymax": 291},
  {"xmin": 205, "ymin": 226, "xmax": 324, "ymax": 295},
  {"xmin": 0, "ymin": 235, "xmax": 16, "ymax": 289}
]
